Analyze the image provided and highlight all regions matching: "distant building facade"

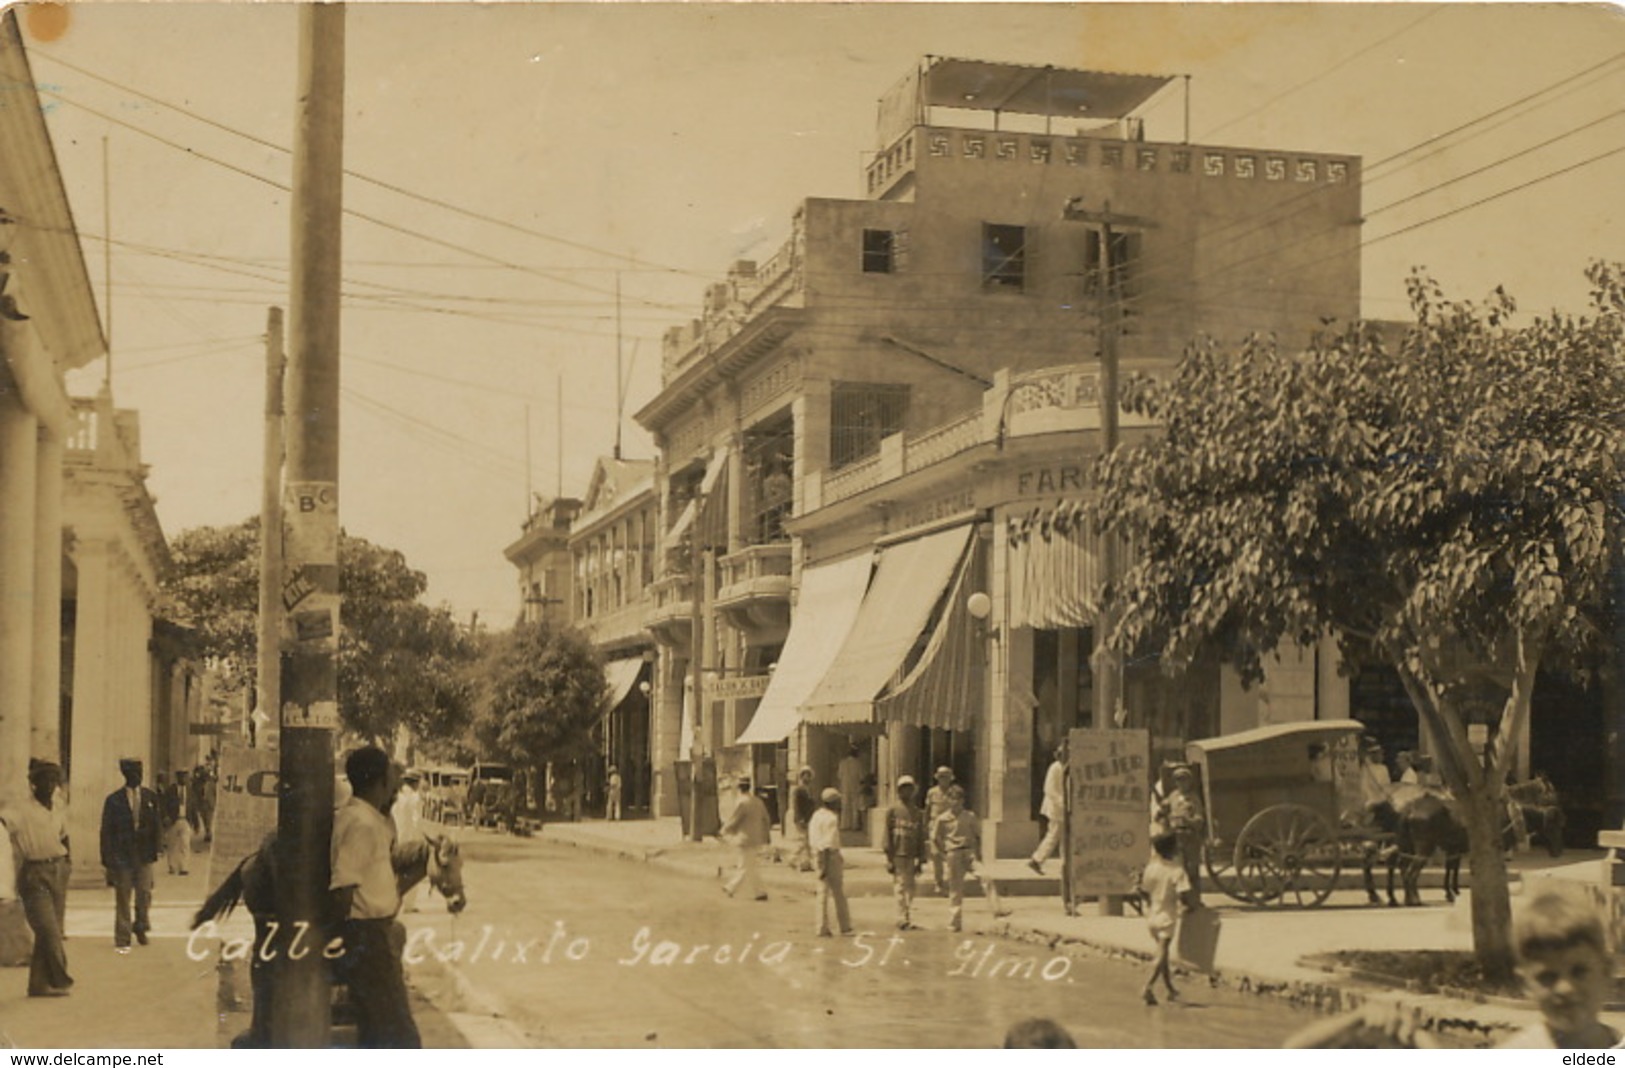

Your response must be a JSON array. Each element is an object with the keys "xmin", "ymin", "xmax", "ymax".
[{"xmin": 632, "ymin": 57, "xmax": 1365, "ymax": 849}]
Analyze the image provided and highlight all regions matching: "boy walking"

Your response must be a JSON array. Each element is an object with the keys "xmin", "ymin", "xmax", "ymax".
[
  {"xmin": 883, "ymin": 775, "xmax": 926, "ymax": 930},
  {"xmin": 931, "ymin": 785, "xmax": 981, "ymax": 932},
  {"xmin": 809, "ymin": 787, "xmax": 852, "ymax": 937},
  {"xmin": 1140, "ymin": 831, "xmax": 1191, "ymax": 1005},
  {"xmin": 924, "ymin": 766, "xmax": 956, "ymax": 894}
]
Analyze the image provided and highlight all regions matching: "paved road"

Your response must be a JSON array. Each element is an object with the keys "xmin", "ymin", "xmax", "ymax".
[{"xmin": 403, "ymin": 833, "xmax": 1331, "ymax": 1048}]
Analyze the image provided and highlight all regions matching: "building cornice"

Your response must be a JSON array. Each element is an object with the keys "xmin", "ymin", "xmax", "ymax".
[{"xmin": 633, "ymin": 308, "xmax": 803, "ymax": 432}]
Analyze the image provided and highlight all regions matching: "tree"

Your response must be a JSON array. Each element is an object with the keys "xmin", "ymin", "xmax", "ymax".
[
  {"xmin": 164, "ymin": 518, "xmax": 480, "ymax": 745},
  {"xmin": 1094, "ymin": 263, "xmax": 1624, "ymax": 979},
  {"xmin": 472, "ymin": 621, "xmax": 607, "ymax": 780}
]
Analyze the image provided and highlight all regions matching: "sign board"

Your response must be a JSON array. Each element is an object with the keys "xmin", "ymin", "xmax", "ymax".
[
  {"xmin": 709, "ymin": 674, "xmax": 771, "ymax": 701},
  {"xmin": 1065, "ymin": 727, "xmax": 1149, "ymax": 898},
  {"xmin": 280, "ymin": 480, "xmax": 340, "ymax": 730},
  {"xmin": 205, "ymin": 744, "xmax": 280, "ymax": 888}
]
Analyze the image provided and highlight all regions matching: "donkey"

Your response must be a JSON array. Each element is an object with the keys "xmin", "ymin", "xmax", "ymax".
[
  {"xmin": 193, "ymin": 831, "xmax": 465, "ymax": 1048},
  {"xmin": 1361, "ymin": 790, "xmax": 1518, "ymax": 907}
]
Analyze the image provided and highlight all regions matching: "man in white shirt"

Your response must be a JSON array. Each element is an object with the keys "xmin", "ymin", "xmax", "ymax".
[
  {"xmin": 330, "ymin": 746, "xmax": 419, "ymax": 1048},
  {"xmin": 1029, "ymin": 742, "xmax": 1067, "ymax": 876},
  {"xmin": 10, "ymin": 762, "xmax": 73, "ymax": 997},
  {"xmin": 718, "ymin": 779, "xmax": 771, "ymax": 901},
  {"xmin": 809, "ymin": 788, "xmax": 852, "ymax": 937}
]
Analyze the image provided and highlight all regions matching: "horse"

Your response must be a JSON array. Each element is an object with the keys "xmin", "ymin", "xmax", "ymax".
[
  {"xmin": 193, "ymin": 831, "xmax": 465, "ymax": 1048},
  {"xmin": 1360, "ymin": 789, "xmax": 1518, "ymax": 907}
]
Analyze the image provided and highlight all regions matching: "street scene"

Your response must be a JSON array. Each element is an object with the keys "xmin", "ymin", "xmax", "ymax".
[{"xmin": 1, "ymin": 0, "xmax": 1624, "ymax": 1052}]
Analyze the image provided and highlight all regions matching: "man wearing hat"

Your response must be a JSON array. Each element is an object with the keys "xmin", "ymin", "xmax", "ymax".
[
  {"xmin": 883, "ymin": 775, "xmax": 927, "ymax": 930},
  {"xmin": 1152, "ymin": 763, "xmax": 1205, "ymax": 906},
  {"xmin": 718, "ymin": 778, "xmax": 771, "ymax": 901},
  {"xmin": 1029, "ymin": 740, "xmax": 1068, "ymax": 876},
  {"xmin": 788, "ymin": 766, "xmax": 817, "ymax": 873},
  {"xmin": 924, "ymin": 766, "xmax": 957, "ymax": 894},
  {"xmin": 99, "ymin": 758, "xmax": 162, "ymax": 952},
  {"xmin": 808, "ymin": 787, "xmax": 852, "ymax": 937},
  {"xmin": 10, "ymin": 761, "xmax": 73, "ymax": 995}
]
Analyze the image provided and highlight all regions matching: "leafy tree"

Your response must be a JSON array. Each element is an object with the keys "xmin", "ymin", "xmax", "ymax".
[
  {"xmin": 164, "ymin": 517, "xmax": 480, "ymax": 744},
  {"xmin": 1094, "ymin": 263, "xmax": 1624, "ymax": 978},
  {"xmin": 473, "ymin": 620, "xmax": 607, "ymax": 782}
]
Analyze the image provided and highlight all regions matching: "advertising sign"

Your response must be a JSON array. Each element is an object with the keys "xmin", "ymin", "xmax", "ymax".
[
  {"xmin": 205, "ymin": 744, "xmax": 280, "ymax": 887},
  {"xmin": 1065, "ymin": 727, "xmax": 1149, "ymax": 898}
]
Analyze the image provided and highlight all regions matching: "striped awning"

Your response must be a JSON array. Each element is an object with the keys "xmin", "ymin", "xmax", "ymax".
[
  {"xmin": 1007, "ymin": 501, "xmax": 1102, "ymax": 629},
  {"xmin": 802, "ymin": 524, "xmax": 976, "ymax": 728},
  {"xmin": 873, "ymin": 537, "xmax": 981, "ymax": 732},
  {"xmin": 663, "ymin": 447, "xmax": 731, "ymax": 553},
  {"xmin": 603, "ymin": 657, "xmax": 645, "ymax": 711}
]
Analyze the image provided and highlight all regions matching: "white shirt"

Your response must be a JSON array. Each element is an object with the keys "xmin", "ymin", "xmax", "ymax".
[
  {"xmin": 808, "ymin": 807, "xmax": 841, "ymax": 854},
  {"xmin": 1040, "ymin": 760, "xmax": 1065, "ymax": 821},
  {"xmin": 9, "ymin": 797, "xmax": 69, "ymax": 861},
  {"xmin": 391, "ymin": 785, "xmax": 423, "ymax": 844},
  {"xmin": 331, "ymin": 796, "xmax": 399, "ymax": 920}
]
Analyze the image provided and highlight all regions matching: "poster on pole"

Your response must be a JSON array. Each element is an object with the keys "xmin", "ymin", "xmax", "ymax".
[
  {"xmin": 205, "ymin": 744, "xmax": 281, "ymax": 887},
  {"xmin": 281, "ymin": 480, "xmax": 340, "ymax": 729},
  {"xmin": 1065, "ymin": 727, "xmax": 1150, "ymax": 899}
]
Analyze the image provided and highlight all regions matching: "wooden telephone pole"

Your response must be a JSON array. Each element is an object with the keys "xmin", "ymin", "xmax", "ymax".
[{"xmin": 270, "ymin": 4, "xmax": 344, "ymax": 1047}]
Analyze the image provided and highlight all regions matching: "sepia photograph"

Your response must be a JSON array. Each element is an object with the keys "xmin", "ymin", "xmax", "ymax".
[{"xmin": 0, "ymin": 0, "xmax": 1622, "ymax": 1051}]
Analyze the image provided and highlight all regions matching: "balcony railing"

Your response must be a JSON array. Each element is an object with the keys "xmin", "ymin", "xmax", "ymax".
[{"xmin": 717, "ymin": 543, "xmax": 792, "ymax": 591}]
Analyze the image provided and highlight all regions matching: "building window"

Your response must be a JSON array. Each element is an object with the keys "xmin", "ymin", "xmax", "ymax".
[
  {"xmin": 862, "ymin": 229, "xmax": 895, "ymax": 274},
  {"xmin": 1083, "ymin": 229, "xmax": 1140, "ymax": 297},
  {"xmin": 982, "ymin": 223, "xmax": 1026, "ymax": 290},
  {"xmin": 830, "ymin": 382, "xmax": 909, "ymax": 471}
]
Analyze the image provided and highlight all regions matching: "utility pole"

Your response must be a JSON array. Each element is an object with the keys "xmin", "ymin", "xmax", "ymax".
[
  {"xmin": 257, "ymin": 307, "xmax": 285, "ymax": 751},
  {"xmin": 270, "ymin": 4, "xmax": 344, "ymax": 1048}
]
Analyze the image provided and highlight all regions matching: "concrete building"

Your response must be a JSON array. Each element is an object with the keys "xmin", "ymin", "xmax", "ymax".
[
  {"xmin": 504, "ymin": 494, "xmax": 581, "ymax": 629},
  {"xmin": 0, "ymin": 12, "xmax": 196, "ymax": 884},
  {"xmin": 632, "ymin": 57, "xmax": 1363, "ymax": 847},
  {"xmin": 0, "ymin": 11, "xmax": 113, "ymax": 811},
  {"xmin": 568, "ymin": 457, "xmax": 657, "ymax": 815}
]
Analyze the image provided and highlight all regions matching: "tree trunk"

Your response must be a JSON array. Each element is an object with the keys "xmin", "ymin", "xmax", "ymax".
[{"xmin": 1462, "ymin": 782, "xmax": 1516, "ymax": 981}]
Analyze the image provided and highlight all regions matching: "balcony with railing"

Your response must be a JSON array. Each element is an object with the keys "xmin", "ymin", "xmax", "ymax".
[
  {"xmin": 661, "ymin": 214, "xmax": 806, "ymax": 381},
  {"xmin": 643, "ymin": 573, "xmax": 696, "ymax": 650},
  {"xmin": 714, "ymin": 543, "xmax": 792, "ymax": 638}
]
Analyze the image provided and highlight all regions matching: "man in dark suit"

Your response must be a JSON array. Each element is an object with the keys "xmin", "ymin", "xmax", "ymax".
[{"xmin": 99, "ymin": 758, "xmax": 162, "ymax": 952}]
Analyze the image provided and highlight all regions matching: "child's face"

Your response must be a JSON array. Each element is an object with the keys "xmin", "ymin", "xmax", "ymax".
[{"xmin": 1517, "ymin": 942, "xmax": 1612, "ymax": 1037}]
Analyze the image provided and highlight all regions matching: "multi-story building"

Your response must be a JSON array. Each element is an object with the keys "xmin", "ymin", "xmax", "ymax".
[
  {"xmin": 632, "ymin": 57, "xmax": 1364, "ymax": 845},
  {"xmin": 567, "ymin": 457, "xmax": 658, "ymax": 816},
  {"xmin": 504, "ymin": 494, "xmax": 581, "ymax": 629}
]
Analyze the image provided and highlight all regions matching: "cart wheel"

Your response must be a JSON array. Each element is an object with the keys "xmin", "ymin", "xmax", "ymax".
[
  {"xmin": 1204, "ymin": 847, "xmax": 1253, "ymax": 905},
  {"xmin": 1232, "ymin": 803, "xmax": 1341, "ymax": 908}
]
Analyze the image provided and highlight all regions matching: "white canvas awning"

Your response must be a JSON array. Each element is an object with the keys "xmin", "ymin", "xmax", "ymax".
[
  {"xmin": 734, "ymin": 551, "xmax": 875, "ymax": 745},
  {"xmin": 663, "ymin": 446, "xmax": 731, "ymax": 552},
  {"xmin": 603, "ymin": 657, "xmax": 645, "ymax": 710},
  {"xmin": 802, "ymin": 524, "xmax": 973, "ymax": 726}
]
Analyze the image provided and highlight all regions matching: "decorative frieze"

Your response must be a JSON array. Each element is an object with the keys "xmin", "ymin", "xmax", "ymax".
[{"xmin": 741, "ymin": 356, "xmax": 801, "ymax": 419}]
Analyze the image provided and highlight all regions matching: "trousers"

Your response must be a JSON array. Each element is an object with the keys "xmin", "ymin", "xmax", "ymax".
[
  {"xmin": 945, "ymin": 849, "xmax": 974, "ymax": 930},
  {"xmin": 21, "ymin": 858, "xmax": 71, "ymax": 994},
  {"xmin": 165, "ymin": 820, "xmax": 191, "ymax": 873},
  {"xmin": 892, "ymin": 861, "xmax": 918, "ymax": 927},
  {"xmin": 336, "ymin": 918, "xmax": 421, "ymax": 1048},
  {"xmin": 108, "ymin": 864, "xmax": 153, "ymax": 947},
  {"xmin": 1032, "ymin": 817, "xmax": 1063, "ymax": 865},
  {"xmin": 815, "ymin": 853, "xmax": 852, "ymax": 936},
  {"xmin": 724, "ymin": 841, "xmax": 764, "ymax": 898}
]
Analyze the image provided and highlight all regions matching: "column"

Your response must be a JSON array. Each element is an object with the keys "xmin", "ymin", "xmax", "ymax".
[
  {"xmin": 650, "ymin": 651, "xmax": 684, "ymax": 817},
  {"xmin": 0, "ymin": 386, "xmax": 39, "ymax": 808},
  {"xmin": 68, "ymin": 539, "xmax": 110, "ymax": 886},
  {"xmin": 726, "ymin": 432, "xmax": 744, "ymax": 554},
  {"xmin": 791, "ymin": 381, "xmax": 830, "ymax": 516},
  {"xmin": 32, "ymin": 427, "xmax": 63, "ymax": 762}
]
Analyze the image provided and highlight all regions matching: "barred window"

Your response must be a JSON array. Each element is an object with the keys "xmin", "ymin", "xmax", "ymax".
[
  {"xmin": 982, "ymin": 223, "xmax": 1026, "ymax": 290},
  {"xmin": 830, "ymin": 382, "xmax": 909, "ymax": 470}
]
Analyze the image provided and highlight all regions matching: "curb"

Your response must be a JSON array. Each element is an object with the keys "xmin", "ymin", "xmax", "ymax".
[
  {"xmin": 408, "ymin": 953, "xmax": 537, "ymax": 1048},
  {"xmin": 549, "ymin": 827, "xmax": 1533, "ymax": 1047}
]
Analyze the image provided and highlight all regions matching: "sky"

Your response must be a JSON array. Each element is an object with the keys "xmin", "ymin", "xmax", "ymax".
[{"xmin": 15, "ymin": 1, "xmax": 1625, "ymax": 629}]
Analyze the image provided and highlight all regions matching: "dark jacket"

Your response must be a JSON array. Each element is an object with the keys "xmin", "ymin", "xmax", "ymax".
[
  {"xmin": 791, "ymin": 783, "xmax": 817, "ymax": 828},
  {"xmin": 100, "ymin": 787, "xmax": 163, "ymax": 870},
  {"xmin": 884, "ymin": 801, "xmax": 926, "ymax": 863},
  {"xmin": 161, "ymin": 783, "xmax": 192, "ymax": 827}
]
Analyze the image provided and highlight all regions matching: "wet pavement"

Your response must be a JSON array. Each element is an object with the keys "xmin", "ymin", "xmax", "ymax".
[{"xmin": 403, "ymin": 834, "xmax": 1332, "ymax": 1048}]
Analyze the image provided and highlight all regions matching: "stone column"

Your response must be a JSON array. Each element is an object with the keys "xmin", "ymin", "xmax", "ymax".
[
  {"xmin": 0, "ymin": 386, "xmax": 39, "ymax": 808},
  {"xmin": 650, "ymin": 650, "xmax": 684, "ymax": 817},
  {"xmin": 68, "ymin": 538, "xmax": 110, "ymax": 886},
  {"xmin": 32, "ymin": 427, "xmax": 63, "ymax": 762}
]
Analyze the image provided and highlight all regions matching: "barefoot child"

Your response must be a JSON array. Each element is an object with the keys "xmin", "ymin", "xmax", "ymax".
[
  {"xmin": 1140, "ymin": 831, "xmax": 1191, "ymax": 1005},
  {"xmin": 1498, "ymin": 891, "xmax": 1621, "ymax": 1048}
]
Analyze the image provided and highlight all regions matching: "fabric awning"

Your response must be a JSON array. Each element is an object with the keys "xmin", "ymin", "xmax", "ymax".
[
  {"xmin": 735, "ymin": 551, "xmax": 875, "ymax": 745},
  {"xmin": 1007, "ymin": 501, "xmax": 1101, "ymax": 629},
  {"xmin": 875, "ymin": 540, "xmax": 980, "ymax": 731},
  {"xmin": 802, "ymin": 524, "xmax": 974, "ymax": 726},
  {"xmin": 662, "ymin": 447, "xmax": 731, "ymax": 553},
  {"xmin": 603, "ymin": 657, "xmax": 645, "ymax": 711}
]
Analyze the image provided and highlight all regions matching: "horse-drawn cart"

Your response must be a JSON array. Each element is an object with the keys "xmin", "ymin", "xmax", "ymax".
[{"xmin": 1185, "ymin": 719, "xmax": 1368, "ymax": 908}]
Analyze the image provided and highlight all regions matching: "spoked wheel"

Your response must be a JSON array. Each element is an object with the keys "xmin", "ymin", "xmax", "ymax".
[
  {"xmin": 1204, "ymin": 846, "xmax": 1253, "ymax": 905},
  {"xmin": 1232, "ymin": 803, "xmax": 1341, "ymax": 908}
]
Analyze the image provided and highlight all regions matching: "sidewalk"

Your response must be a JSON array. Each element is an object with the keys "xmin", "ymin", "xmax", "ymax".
[
  {"xmin": 0, "ymin": 846, "xmax": 467, "ymax": 1049},
  {"xmin": 539, "ymin": 815, "xmax": 1625, "ymax": 1046}
]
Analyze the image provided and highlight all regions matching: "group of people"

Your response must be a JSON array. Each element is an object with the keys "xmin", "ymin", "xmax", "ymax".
[{"xmin": 2, "ymin": 753, "xmax": 217, "ymax": 1001}]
